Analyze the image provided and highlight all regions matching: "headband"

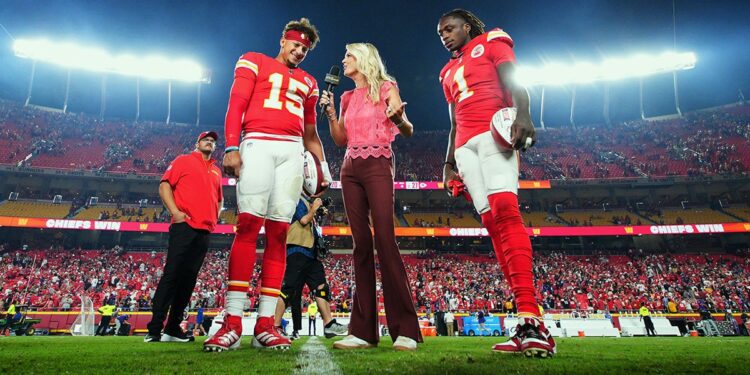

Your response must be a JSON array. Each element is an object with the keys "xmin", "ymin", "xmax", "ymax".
[{"xmin": 284, "ymin": 30, "xmax": 311, "ymax": 48}]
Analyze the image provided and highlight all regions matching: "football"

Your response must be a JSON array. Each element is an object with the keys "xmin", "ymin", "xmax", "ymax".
[
  {"xmin": 490, "ymin": 107, "xmax": 517, "ymax": 151},
  {"xmin": 302, "ymin": 151, "xmax": 325, "ymax": 196}
]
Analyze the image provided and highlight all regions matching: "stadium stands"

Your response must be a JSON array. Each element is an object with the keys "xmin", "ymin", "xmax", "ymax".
[
  {"xmin": 646, "ymin": 208, "xmax": 740, "ymax": 225},
  {"xmin": 521, "ymin": 211, "xmax": 566, "ymax": 227},
  {"xmin": 0, "ymin": 200, "xmax": 72, "ymax": 218},
  {"xmin": 2, "ymin": 250, "xmax": 749, "ymax": 318},
  {"xmin": 557, "ymin": 209, "xmax": 645, "ymax": 226},
  {"xmin": 74, "ymin": 205, "xmax": 167, "ymax": 222},
  {"xmin": 219, "ymin": 209, "xmax": 238, "ymax": 225},
  {"xmin": 404, "ymin": 212, "xmax": 480, "ymax": 227},
  {"xmin": 2, "ymin": 195, "xmax": 746, "ymax": 227},
  {"xmin": 0, "ymin": 99, "xmax": 213, "ymax": 175},
  {"xmin": 2, "ymin": 99, "xmax": 749, "ymax": 181},
  {"xmin": 719, "ymin": 205, "xmax": 750, "ymax": 221}
]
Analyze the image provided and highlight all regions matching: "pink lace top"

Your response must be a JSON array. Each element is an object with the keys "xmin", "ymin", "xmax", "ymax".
[{"xmin": 340, "ymin": 81, "xmax": 399, "ymax": 159}]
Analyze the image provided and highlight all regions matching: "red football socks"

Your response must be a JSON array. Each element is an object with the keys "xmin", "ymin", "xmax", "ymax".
[
  {"xmin": 480, "ymin": 211, "xmax": 512, "ymax": 287},
  {"xmin": 259, "ymin": 219, "xmax": 289, "ymax": 297},
  {"xmin": 487, "ymin": 192, "xmax": 538, "ymax": 317},
  {"xmin": 227, "ymin": 213, "xmax": 264, "ymax": 293}
]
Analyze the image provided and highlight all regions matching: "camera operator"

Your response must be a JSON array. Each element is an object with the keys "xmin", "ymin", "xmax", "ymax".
[{"xmin": 274, "ymin": 195, "xmax": 348, "ymax": 339}]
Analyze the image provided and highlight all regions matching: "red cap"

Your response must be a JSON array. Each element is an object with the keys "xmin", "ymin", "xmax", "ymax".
[
  {"xmin": 197, "ymin": 131, "xmax": 218, "ymax": 142},
  {"xmin": 284, "ymin": 30, "xmax": 311, "ymax": 48}
]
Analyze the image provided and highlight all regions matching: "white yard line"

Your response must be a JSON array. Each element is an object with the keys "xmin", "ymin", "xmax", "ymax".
[{"xmin": 294, "ymin": 336, "xmax": 343, "ymax": 375}]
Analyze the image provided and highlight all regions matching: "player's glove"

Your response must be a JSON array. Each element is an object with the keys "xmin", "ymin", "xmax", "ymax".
[{"xmin": 447, "ymin": 180, "xmax": 472, "ymax": 202}]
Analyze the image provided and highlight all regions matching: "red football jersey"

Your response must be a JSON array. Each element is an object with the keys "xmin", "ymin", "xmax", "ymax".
[
  {"xmin": 225, "ymin": 52, "xmax": 319, "ymax": 148},
  {"xmin": 440, "ymin": 29, "xmax": 516, "ymax": 148}
]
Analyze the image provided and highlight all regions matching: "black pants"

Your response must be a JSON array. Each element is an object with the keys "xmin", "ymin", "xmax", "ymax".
[
  {"xmin": 435, "ymin": 311, "xmax": 446, "ymax": 336},
  {"xmin": 644, "ymin": 316, "xmax": 656, "ymax": 336},
  {"xmin": 281, "ymin": 252, "xmax": 326, "ymax": 332},
  {"xmin": 147, "ymin": 222, "xmax": 210, "ymax": 335},
  {"xmin": 309, "ymin": 317, "xmax": 317, "ymax": 335},
  {"xmin": 96, "ymin": 316, "xmax": 112, "ymax": 336},
  {"xmin": 117, "ymin": 322, "xmax": 131, "ymax": 336}
]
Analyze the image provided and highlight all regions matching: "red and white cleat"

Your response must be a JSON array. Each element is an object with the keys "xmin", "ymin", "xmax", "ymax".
[
  {"xmin": 492, "ymin": 334, "xmax": 523, "ymax": 354},
  {"xmin": 203, "ymin": 313, "xmax": 242, "ymax": 352},
  {"xmin": 538, "ymin": 323, "xmax": 557, "ymax": 355},
  {"xmin": 252, "ymin": 316, "xmax": 292, "ymax": 350},
  {"xmin": 518, "ymin": 317, "xmax": 554, "ymax": 358}
]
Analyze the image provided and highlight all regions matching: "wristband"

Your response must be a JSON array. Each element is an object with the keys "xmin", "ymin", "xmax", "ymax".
[
  {"xmin": 224, "ymin": 146, "xmax": 239, "ymax": 153},
  {"xmin": 320, "ymin": 160, "xmax": 333, "ymax": 184},
  {"xmin": 396, "ymin": 120, "xmax": 407, "ymax": 128},
  {"xmin": 444, "ymin": 161, "xmax": 455, "ymax": 169}
]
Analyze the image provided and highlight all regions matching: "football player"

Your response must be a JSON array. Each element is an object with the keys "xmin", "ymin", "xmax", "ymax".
[
  {"xmin": 437, "ymin": 9, "xmax": 555, "ymax": 357},
  {"xmin": 204, "ymin": 18, "xmax": 331, "ymax": 352}
]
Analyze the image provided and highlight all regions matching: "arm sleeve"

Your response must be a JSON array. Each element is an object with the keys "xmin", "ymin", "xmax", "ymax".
[
  {"xmin": 380, "ymin": 81, "xmax": 397, "ymax": 100},
  {"xmin": 339, "ymin": 91, "xmax": 352, "ymax": 119},
  {"xmin": 160, "ymin": 156, "xmax": 185, "ymax": 187},
  {"xmin": 303, "ymin": 78, "xmax": 319, "ymax": 127},
  {"xmin": 225, "ymin": 53, "xmax": 259, "ymax": 148},
  {"xmin": 487, "ymin": 39, "xmax": 516, "ymax": 67}
]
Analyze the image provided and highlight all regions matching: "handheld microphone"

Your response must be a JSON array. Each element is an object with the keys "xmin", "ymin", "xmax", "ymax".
[{"xmin": 319, "ymin": 65, "xmax": 341, "ymax": 121}]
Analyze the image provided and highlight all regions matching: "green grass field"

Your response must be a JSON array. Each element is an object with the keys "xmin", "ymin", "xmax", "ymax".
[{"xmin": 1, "ymin": 336, "xmax": 749, "ymax": 374}]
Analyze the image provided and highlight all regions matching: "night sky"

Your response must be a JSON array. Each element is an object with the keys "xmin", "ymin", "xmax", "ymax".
[{"xmin": 1, "ymin": 0, "xmax": 748, "ymax": 129}]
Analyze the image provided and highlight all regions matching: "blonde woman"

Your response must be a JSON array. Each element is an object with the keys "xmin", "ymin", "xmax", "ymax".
[{"xmin": 319, "ymin": 43, "xmax": 421, "ymax": 350}]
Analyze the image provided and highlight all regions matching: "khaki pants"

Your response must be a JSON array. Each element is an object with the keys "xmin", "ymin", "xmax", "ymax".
[{"xmin": 446, "ymin": 322, "xmax": 454, "ymax": 336}]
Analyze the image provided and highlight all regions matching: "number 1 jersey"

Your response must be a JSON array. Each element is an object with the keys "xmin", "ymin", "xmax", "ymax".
[
  {"xmin": 440, "ymin": 29, "xmax": 516, "ymax": 148},
  {"xmin": 225, "ymin": 52, "xmax": 320, "ymax": 148}
]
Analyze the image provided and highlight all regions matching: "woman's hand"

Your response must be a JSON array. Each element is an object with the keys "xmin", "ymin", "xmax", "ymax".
[
  {"xmin": 319, "ymin": 90, "xmax": 337, "ymax": 120},
  {"xmin": 386, "ymin": 102, "xmax": 407, "ymax": 124}
]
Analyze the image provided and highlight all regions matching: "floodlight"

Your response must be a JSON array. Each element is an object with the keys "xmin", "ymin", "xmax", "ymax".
[
  {"xmin": 516, "ymin": 51, "xmax": 696, "ymax": 87},
  {"xmin": 13, "ymin": 38, "xmax": 208, "ymax": 83}
]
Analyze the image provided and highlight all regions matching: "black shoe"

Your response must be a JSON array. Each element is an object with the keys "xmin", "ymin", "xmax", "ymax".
[
  {"xmin": 162, "ymin": 329, "xmax": 195, "ymax": 343},
  {"xmin": 290, "ymin": 330, "xmax": 300, "ymax": 341},
  {"xmin": 143, "ymin": 333, "xmax": 161, "ymax": 343}
]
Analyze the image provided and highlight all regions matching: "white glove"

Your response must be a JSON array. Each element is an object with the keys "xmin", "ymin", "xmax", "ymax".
[{"xmin": 320, "ymin": 160, "xmax": 333, "ymax": 184}]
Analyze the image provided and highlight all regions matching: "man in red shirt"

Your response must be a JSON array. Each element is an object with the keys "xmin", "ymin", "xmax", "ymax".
[
  {"xmin": 437, "ymin": 9, "xmax": 553, "ymax": 358},
  {"xmin": 204, "ymin": 18, "xmax": 330, "ymax": 352},
  {"xmin": 145, "ymin": 130, "xmax": 223, "ymax": 343}
]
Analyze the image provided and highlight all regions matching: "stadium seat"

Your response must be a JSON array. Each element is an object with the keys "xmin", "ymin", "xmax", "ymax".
[
  {"xmin": 649, "ymin": 208, "xmax": 739, "ymax": 224},
  {"xmin": 722, "ymin": 205, "xmax": 750, "ymax": 221},
  {"xmin": 0, "ymin": 200, "xmax": 72, "ymax": 219},
  {"xmin": 558, "ymin": 209, "xmax": 642, "ymax": 226},
  {"xmin": 521, "ymin": 211, "xmax": 565, "ymax": 227},
  {"xmin": 403, "ymin": 212, "xmax": 480, "ymax": 228}
]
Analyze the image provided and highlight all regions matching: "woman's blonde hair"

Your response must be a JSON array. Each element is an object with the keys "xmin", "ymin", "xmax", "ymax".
[{"xmin": 345, "ymin": 43, "xmax": 395, "ymax": 104}]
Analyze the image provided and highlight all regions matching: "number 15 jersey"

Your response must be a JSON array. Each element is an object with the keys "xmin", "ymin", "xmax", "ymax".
[
  {"xmin": 225, "ymin": 52, "xmax": 320, "ymax": 148},
  {"xmin": 440, "ymin": 29, "xmax": 516, "ymax": 148}
]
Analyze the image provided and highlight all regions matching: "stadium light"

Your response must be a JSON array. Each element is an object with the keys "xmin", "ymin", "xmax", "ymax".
[
  {"xmin": 516, "ymin": 51, "xmax": 696, "ymax": 87},
  {"xmin": 13, "ymin": 38, "xmax": 209, "ymax": 83}
]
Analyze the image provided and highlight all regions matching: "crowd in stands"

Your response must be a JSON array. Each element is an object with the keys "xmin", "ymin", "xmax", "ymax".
[
  {"xmin": 2, "ymin": 246, "xmax": 749, "ymax": 316},
  {"xmin": 92, "ymin": 207, "xmax": 170, "ymax": 223},
  {"xmin": 0, "ymin": 99, "xmax": 217, "ymax": 174},
  {"xmin": 3, "ymin": 99, "xmax": 749, "ymax": 181}
]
